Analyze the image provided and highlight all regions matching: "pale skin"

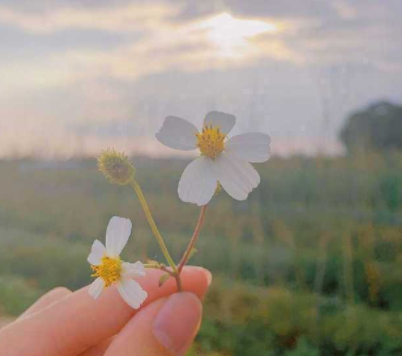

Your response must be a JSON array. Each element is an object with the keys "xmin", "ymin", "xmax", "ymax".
[{"xmin": 0, "ymin": 266, "xmax": 212, "ymax": 356}]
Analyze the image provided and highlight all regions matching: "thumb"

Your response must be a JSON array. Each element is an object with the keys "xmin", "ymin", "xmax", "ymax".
[{"xmin": 103, "ymin": 292, "xmax": 203, "ymax": 356}]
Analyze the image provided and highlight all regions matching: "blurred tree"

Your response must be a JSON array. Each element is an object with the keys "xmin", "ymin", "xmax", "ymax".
[{"xmin": 340, "ymin": 101, "xmax": 402, "ymax": 152}]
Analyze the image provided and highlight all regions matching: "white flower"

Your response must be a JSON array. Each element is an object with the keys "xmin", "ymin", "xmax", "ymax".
[
  {"xmin": 87, "ymin": 216, "xmax": 148, "ymax": 309},
  {"xmin": 156, "ymin": 111, "xmax": 271, "ymax": 206}
]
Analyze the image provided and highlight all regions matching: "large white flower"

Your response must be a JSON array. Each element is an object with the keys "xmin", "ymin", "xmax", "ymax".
[
  {"xmin": 156, "ymin": 111, "xmax": 271, "ymax": 206},
  {"xmin": 87, "ymin": 216, "xmax": 148, "ymax": 309}
]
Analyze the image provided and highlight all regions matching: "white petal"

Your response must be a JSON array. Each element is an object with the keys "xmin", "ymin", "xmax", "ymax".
[
  {"xmin": 226, "ymin": 133, "xmax": 271, "ymax": 163},
  {"xmin": 215, "ymin": 153, "xmax": 260, "ymax": 201},
  {"xmin": 105, "ymin": 217, "xmax": 132, "ymax": 257},
  {"xmin": 118, "ymin": 278, "xmax": 148, "ymax": 309},
  {"xmin": 156, "ymin": 116, "xmax": 198, "ymax": 151},
  {"xmin": 121, "ymin": 261, "xmax": 146, "ymax": 278},
  {"xmin": 178, "ymin": 157, "xmax": 218, "ymax": 206},
  {"xmin": 87, "ymin": 240, "xmax": 106, "ymax": 266},
  {"xmin": 89, "ymin": 278, "xmax": 105, "ymax": 299},
  {"xmin": 204, "ymin": 111, "xmax": 236, "ymax": 134}
]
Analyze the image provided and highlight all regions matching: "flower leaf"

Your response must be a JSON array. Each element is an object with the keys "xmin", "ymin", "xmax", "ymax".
[
  {"xmin": 158, "ymin": 273, "xmax": 170, "ymax": 287},
  {"xmin": 188, "ymin": 248, "xmax": 198, "ymax": 261},
  {"xmin": 146, "ymin": 259, "xmax": 159, "ymax": 266}
]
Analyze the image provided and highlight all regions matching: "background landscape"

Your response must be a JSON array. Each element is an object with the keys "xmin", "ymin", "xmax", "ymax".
[
  {"xmin": 1, "ymin": 0, "xmax": 402, "ymax": 355},
  {"xmin": 1, "ymin": 137, "xmax": 402, "ymax": 355}
]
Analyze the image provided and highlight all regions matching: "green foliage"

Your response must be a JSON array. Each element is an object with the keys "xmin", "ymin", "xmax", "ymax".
[
  {"xmin": 0, "ymin": 275, "xmax": 43, "ymax": 316},
  {"xmin": 285, "ymin": 338, "xmax": 319, "ymax": 356},
  {"xmin": 340, "ymin": 101, "xmax": 402, "ymax": 153},
  {"xmin": 0, "ymin": 228, "xmax": 90, "ymax": 291},
  {"xmin": 199, "ymin": 280, "xmax": 402, "ymax": 355},
  {"xmin": 0, "ymin": 155, "xmax": 402, "ymax": 354}
]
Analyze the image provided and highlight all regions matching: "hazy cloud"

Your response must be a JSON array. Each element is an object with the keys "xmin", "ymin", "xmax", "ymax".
[
  {"xmin": 0, "ymin": 0, "xmax": 401, "ymax": 158},
  {"xmin": 0, "ymin": 3, "xmax": 177, "ymax": 34}
]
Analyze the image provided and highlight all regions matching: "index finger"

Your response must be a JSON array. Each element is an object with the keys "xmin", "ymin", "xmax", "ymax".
[{"xmin": 0, "ymin": 266, "xmax": 211, "ymax": 356}]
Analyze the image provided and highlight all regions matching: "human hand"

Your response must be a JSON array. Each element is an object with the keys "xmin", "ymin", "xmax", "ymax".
[{"xmin": 0, "ymin": 266, "xmax": 211, "ymax": 356}]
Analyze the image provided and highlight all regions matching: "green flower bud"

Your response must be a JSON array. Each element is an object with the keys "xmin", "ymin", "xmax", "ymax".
[{"xmin": 98, "ymin": 149, "xmax": 135, "ymax": 185}]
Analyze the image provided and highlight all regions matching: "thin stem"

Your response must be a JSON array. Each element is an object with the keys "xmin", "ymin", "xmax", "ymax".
[
  {"xmin": 179, "ymin": 205, "xmax": 207, "ymax": 272},
  {"xmin": 159, "ymin": 264, "xmax": 175, "ymax": 276},
  {"xmin": 144, "ymin": 263, "xmax": 175, "ymax": 277},
  {"xmin": 144, "ymin": 263, "xmax": 182, "ymax": 290},
  {"xmin": 131, "ymin": 181, "xmax": 178, "ymax": 275}
]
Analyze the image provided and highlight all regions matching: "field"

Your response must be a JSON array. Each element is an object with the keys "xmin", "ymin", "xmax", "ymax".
[{"xmin": 1, "ymin": 153, "xmax": 402, "ymax": 355}]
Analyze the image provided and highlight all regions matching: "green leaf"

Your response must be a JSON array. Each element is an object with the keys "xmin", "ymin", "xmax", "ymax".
[
  {"xmin": 188, "ymin": 248, "xmax": 198, "ymax": 261},
  {"xmin": 158, "ymin": 273, "xmax": 170, "ymax": 287},
  {"xmin": 146, "ymin": 259, "xmax": 158, "ymax": 264},
  {"xmin": 146, "ymin": 259, "xmax": 159, "ymax": 267}
]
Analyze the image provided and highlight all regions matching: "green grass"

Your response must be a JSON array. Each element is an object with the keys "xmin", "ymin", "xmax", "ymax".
[{"xmin": 1, "ymin": 153, "xmax": 402, "ymax": 355}]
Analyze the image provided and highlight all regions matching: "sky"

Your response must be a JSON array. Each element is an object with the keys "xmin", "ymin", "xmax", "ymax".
[{"xmin": 0, "ymin": 0, "xmax": 401, "ymax": 158}]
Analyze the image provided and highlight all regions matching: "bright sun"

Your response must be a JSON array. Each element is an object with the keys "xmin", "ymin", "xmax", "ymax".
[{"xmin": 198, "ymin": 13, "xmax": 279, "ymax": 57}]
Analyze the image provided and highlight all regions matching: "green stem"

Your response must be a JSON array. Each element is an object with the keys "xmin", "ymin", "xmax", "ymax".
[
  {"xmin": 131, "ymin": 181, "xmax": 178, "ymax": 276},
  {"xmin": 144, "ymin": 263, "xmax": 176, "ymax": 277}
]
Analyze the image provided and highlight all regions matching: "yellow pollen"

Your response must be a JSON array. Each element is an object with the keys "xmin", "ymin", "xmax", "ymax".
[
  {"xmin": 91, "ymin": 256, "xmax": 122, "ymax": 288},
  {"xmin": 196, "ymin": 125, "xmax": 226, "ymax": 159}
]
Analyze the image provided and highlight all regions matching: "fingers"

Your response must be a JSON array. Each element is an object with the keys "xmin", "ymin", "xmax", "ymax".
[
  {"xmin": 79, "ymin": 338, "xmax": 113, "ymax": 356},
  {"xmin": 104, "ymin": 292, "xmax": 202, "ymax": 356},
  {"xmin": 0, "ymin": 266, "xmax": 211, "ymax": 356},
  {"xmin": 18, "ymin": 287, "xmax": 72, "ymax": 320},
  {"xmin": 80, "ymin": 293, "xmax": 202, "ymax": 356}
]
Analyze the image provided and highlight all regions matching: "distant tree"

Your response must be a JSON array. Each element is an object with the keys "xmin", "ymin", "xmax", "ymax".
[{"xmin": 340, "ymin": 101, "xmax": 402, "ymax": 153}]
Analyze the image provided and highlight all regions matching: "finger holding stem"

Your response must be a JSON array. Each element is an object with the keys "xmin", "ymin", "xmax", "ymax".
[{"xmin": 144, "ymin": 204, "xmax": 207, "ymax": 290}]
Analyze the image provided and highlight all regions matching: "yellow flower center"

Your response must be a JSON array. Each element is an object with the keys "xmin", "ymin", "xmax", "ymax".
[
  {"xmin": 91, "ymin": 256, "xmax": 122, "ymax": 288},
  {"xmin": 196, "ymin": 125, "xmax": 226, "ymax": 159}
]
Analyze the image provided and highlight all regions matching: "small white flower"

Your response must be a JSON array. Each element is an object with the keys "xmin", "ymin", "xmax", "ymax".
[
  {"xmin": 87, "ymin": 216, "xmax": 148, "ymax": 309},
  {"xmin": 156, "ymin": 111, "xmax": 271, "ymax": 206}
]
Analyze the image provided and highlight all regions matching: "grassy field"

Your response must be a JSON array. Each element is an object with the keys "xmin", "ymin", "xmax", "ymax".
[{"xmin": 1, "ymin": 153, "xmax": 402, "ymax": 355}]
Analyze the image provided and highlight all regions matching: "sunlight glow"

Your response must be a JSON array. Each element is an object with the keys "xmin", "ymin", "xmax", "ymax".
[{"xmin": 198, "ymin": 13, "xmax": 279, "ymax": 57}]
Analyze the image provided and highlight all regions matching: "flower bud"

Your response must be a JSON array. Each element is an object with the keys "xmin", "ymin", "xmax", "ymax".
[
  {"xmin": 214, "ymin": 182, "xmax": 222, "ymax": 196},
  {"xmin": 98, "ymin": 149, "xmax": 135, "ymax": 185}
]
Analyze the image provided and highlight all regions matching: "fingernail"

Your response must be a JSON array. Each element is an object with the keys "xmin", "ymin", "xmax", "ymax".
[{"xmin": 153, "ymin": 292, "xmax": 202, "ymax": 356}]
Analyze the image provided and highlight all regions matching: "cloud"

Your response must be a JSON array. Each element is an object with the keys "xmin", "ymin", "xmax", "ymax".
[
  {"xmin": 58, "ymin": 13, "xmax": 298, "ymax": 82},
  {"xmin": 0, "ymin": 3, "xmax": 178, "ymax": 34},
  {"xmin": 0, "ymin": 57, "xmax": 77, "ymax": 94},
  {"xmin": 2, "ymin": 0, "xmax": 399, "ymax": 90},
  {"xmin": 0, "ymin": 0, "xmax": 401, "ymax": 158},
  {"xmin": 0, "ymin": 6, "xmax": 298, "ymax": 95},
  {"xmin": 332, "ymin": 1, "xmax": 357, "ymax": 20}
]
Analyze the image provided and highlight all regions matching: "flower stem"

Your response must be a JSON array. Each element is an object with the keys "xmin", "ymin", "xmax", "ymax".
[
  {"xmin": 131, "ymin": 181, "xmax": 179, "ymax": 279},
  {"xmin": 178, "ymin": 205, "xmax": 207, "ymax": 272},
  {"xmin": 144, "ymin": 263, "xmax": 182, "ymax": 290},
  {"xmin": 144, "ymin": 263, "xmax": 176, "ymax": 277}
]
